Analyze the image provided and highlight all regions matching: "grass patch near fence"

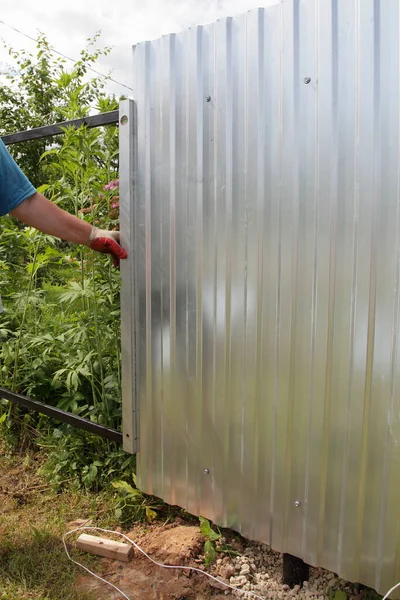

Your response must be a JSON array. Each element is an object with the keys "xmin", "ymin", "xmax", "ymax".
[{"xmin": 0, "ymin": 440, "xmax": 104, "ymax": 600}]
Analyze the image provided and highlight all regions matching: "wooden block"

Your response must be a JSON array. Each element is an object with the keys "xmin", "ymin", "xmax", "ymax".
[{"xmin": 76, "ymin": 533, "xmax": 134, "ymax": 562}]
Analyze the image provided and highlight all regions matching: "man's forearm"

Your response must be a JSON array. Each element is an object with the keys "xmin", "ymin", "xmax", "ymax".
[{"xmin": 10, "ymin": 192, "xmax": 92, "ymax": 246}]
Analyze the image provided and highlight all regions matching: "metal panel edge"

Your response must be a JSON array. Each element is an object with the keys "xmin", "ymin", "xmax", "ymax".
[{"xmin": 120, "ymin": 98, "xmax": 138, "ymax": 454}]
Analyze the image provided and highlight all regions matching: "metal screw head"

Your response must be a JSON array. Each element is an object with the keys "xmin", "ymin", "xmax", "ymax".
[
  {"xmin": 120, "ymin": 114, "xmax": 129, "ymax": 125},
  {"xmin": 294, "ymin": 500, "xmax": 301, "ymax": 508},
  {"xmin": 205, "ymin": 96, "xmax": 211, "ymax": 102},
  {"xmin": 303, "ymin": 77, "xmax": 311, "ymax": 85},
  {"xmin": 204, "ymin": 468, "xmax": 210, "ymax": 475}
]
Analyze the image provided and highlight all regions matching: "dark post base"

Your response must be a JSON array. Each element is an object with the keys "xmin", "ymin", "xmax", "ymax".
[{"xmin": 282, "ymin": 553, "xmax": 310, "ymax": 588}]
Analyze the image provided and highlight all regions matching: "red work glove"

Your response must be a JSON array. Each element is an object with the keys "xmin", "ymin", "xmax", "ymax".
[{"xmin": 88, "ymin": 227, "xmax": 128, "ymax": 268}]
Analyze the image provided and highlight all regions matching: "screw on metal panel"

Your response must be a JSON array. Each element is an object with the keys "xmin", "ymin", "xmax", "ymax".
[
  {"xmin": 303, "ymin": 77, "xmax": 311, "ymax": 85},
  {"xmin": 294, "ymin": 500, "xmax": 301, "ymax": 507},
  {"xmin": 205, "ymin": 96, "xmax": 211, "ymax": 102},
  {"xmin": 120, "ymin": 114, "xmax": 129, "ymax": 125},
  {"xmin": 204, "ymin": 468, "xmax": 210, "ymax": 475}
]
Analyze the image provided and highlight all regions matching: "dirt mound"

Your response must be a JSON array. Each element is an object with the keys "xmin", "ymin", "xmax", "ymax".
[
  {"xmin": 76, "ymin": 523, "xmax": 233, "ymax": 599},
  {"xmin": 129, "ymin": 523, "xmax": 204, "ymax": 565}
]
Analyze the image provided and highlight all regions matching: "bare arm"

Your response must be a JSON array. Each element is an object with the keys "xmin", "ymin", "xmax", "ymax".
[
  {"xmin": 10, "ymin": 192, "xmax": 92, "ymax": 245},
  {"xmin": 9, "ymin": 191, "xmax": 128, "ymax": 266}
]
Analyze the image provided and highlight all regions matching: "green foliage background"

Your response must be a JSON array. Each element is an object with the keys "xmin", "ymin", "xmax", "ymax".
[{"xmin": 0, "ymin": 34, "xmax": 135, "ymax": 489}]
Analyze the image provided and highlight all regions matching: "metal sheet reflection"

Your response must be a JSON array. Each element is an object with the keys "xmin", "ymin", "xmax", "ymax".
[{"xmin": 121, "ymin": 2, "xmax": 400, "ymax": 595}]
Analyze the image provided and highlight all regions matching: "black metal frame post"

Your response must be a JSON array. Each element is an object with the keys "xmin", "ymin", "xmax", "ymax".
[
  {"xmin": 0, "ymin": 110, "xmax": 125, "ymax": 446},
  {"xmin": 282, "ymin": 553, "xmax": 310, "ymax": 588}
]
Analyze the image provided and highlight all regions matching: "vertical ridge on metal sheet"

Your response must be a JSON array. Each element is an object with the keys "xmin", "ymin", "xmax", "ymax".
[
  {"xmin": 356, "ymin": 0, "xmax": 381, "ymax": 585},
  {"xmin": 221, "ymin": 16, "xmax": 233, "ymax": 530},
  {"xmin": 374, "ymin": 0, "xmax": 398, "ymax": 587},
  {"xmin": 277, "ymin": 0, "xmax": 297, "ymax": 552},
  {"xmin": 184, "ymin": 24, "xmax": 195, "ymax": 515},
  {"xmin": 161, "ymin": 32, "xmax": 178, "ymax": 506},
  {"xmin": 200, "ymin": 18, "xmax": 216, "ymax": 520},
  {"xmin": 283, "ymin": 0, "xmax": 300, "ymax": 553},
  {"xmin": 250, "ymin": 7, "xmax": 266, "ymax": 544},
  {"xmin": 269, "ymin": 0, "xmax": 283, "ymax": 549},
  {"xmin": 224, "ymin": 13, "xmax": 239, "ymax": 530},
  {"xmin": 212, "ymin": 16, "xmax": 228, "ymax": 526},
  {"xmin": 293, "ymin": 0, "xmax": 320, "ymax": 563},
  {"xmin": 154, "ymin": 35, "xmax": 164, "ymax": 500},
  {"xmin": 287, "ymin": 0, "xmax": 317, "ymax": 560},
  {"xmin": 302, "ymin": 0, "xmax": 322, "ymax": 564},
  {"xmin": 376, "ymin": 1, "xmax": 400, "ymax": 588},
  {"xmin": 210, "ymin": 20, "xmax": 218, "ymax": 520},
  {"xmin": 195, "ymin": 25, "xmax": 204, "ymax": 520},
  {"xmin": 336, "ymin": 0, "xmax": 358, "ymax": 578},
  {"xmin": 239, "ymin": 8, "xmax": 249, "ymax": 536},
  {"xmin": 352, "ymin": 0, "xmax": 378, "ymax": 581},
  {"xmin": 144, "ymin": 39, "xmax": 155, "ymax": 495},
  {"xmin": 317, "ymin": 0, "xmax": 338, "ymax": 568}
]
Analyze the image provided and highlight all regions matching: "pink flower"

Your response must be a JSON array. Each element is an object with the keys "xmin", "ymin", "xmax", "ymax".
[
  {"xmin": 103, "ymin": 179, "xmax": 120, "ymax": 191},
  {"xmin": 111, "ymin": 202, "xmax": 120, "ymax": 209}
]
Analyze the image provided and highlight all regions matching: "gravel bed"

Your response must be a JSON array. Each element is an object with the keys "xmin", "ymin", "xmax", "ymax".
[{"xmin": 210, "ymin": 540, "xmax": 362, "ymax": 600}]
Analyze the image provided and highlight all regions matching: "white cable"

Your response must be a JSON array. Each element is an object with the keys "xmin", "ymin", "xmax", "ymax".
[
  {"xmin": 64, "ymin": 525, "xmax": 400, "ymax": 600},
  {"xmin": 63, "ymin": 526, "xmax": 266, "ymax": 600},
  {"xmin": 382, "ymin": 581, "xmax": 400, "ymax": 600}
]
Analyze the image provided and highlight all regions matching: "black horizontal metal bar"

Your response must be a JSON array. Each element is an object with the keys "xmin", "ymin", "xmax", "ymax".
[
  {"xmin": 2, "ymin": 110, "xmax": 120, "ymax": 146},
  {"xmin": 0, "ymin": 387, "xmax": 123, "ymax": 444}
]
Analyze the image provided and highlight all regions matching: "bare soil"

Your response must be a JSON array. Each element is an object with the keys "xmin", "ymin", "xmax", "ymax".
[{"xmin": 76, "ymin": 523, "xmax": 235, "ymax": 599}]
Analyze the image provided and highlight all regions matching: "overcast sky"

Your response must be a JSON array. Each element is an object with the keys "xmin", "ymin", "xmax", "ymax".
[{"xmin": 0, "ymin": 0, "xmax": 277, "ymax": 98}]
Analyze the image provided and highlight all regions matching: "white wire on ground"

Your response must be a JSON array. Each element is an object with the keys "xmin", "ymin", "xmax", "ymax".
[
  {"xmin": 382, "ymin": 581, "xmax": 400, "ymax": 600},
  {"xmin": 63, "ymin": 526, "xmax": 266, "ymax": 600},
  {"xmin": 64, "ymin": 526, "xmax": 400, "ymax": 600}
]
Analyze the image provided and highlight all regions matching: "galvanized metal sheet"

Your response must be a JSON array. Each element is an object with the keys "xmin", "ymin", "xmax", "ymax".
[{"xmin": 121, "ymin": 1, "xmax": 400, "ymax": 594}]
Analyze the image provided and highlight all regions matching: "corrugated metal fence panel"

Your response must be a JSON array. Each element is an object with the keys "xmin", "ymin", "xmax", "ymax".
[{"xmin": 125, "ymin": 0, "xmax": 400, "ymax": 594}]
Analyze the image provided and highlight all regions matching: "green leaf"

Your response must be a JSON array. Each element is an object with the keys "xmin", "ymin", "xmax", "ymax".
[
  {"xmin": 334, "ymin": 592, "xmax": 347, "ymax": 600},
  {"xmin": 199, "ymin": 516, "xmax": 212, "ymax": 538},
  {"xmin": 208, "ymin": 529, "xmax": 221, "ymax": 542},
  {"xmin": 199, "ymin": 516, "xmax": 220, "ymax": 541},
  {"xmin": 145, "ymin": 507, "xmax": 157, "ymax": 523},
  {"xmin": 204, "ymin": 540, "xmax": 216, "ymax": 567},
  {"xmin": 115, "ymin": 508, "xmax": 122, "ymax": 520},
  {"xmin": 36, "ymin": 184, "xmax": 51, "ymax": 194},
  {"xmin": 112, "ymin": 480, "xmax": 141, "ymax": 497},
  {"xmin": 0, "ymin": 413, "xmax": 7, "ymax": 424}
]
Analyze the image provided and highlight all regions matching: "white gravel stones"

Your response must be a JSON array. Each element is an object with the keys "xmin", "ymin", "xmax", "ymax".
[{"xmin": 210, "ymin": 540, "xmax": 360, "ymax": 600}]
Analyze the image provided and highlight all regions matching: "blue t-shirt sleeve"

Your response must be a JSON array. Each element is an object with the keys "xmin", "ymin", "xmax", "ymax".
[{"xmin": 0, "ymin": 139, "xmax": 36, "ymax": 217}]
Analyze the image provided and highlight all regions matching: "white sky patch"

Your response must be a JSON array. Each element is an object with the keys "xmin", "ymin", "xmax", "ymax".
[{"xmin": 0, "ymin": 0, "xmax": 278, "ymax": 98}]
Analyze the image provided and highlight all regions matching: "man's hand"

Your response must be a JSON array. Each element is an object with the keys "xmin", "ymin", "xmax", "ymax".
[{"xmin": 88, "ymin": 227, "xmax": 128, "ymax": 268}]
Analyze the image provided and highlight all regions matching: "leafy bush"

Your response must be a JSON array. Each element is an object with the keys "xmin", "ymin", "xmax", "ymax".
[{"xmin": 0, "ymin": 33, "xmax": 128, "ymax": 489}]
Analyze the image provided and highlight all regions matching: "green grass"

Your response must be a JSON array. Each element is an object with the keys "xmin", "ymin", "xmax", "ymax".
[
  {"xmin": 0, "ymin": 443, "xmax": 105, "ymax": 600},
  {"xmin": 0, "ymin": 533, "xmax": 95, "ymax": 600}
]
